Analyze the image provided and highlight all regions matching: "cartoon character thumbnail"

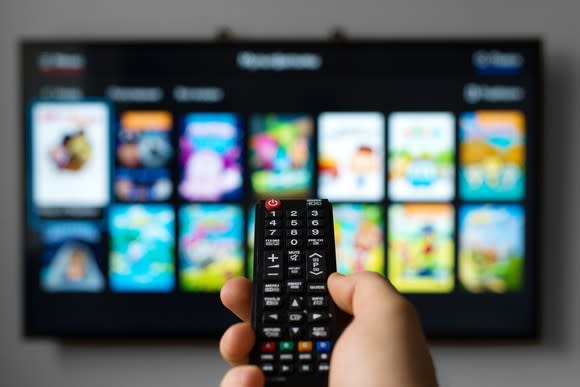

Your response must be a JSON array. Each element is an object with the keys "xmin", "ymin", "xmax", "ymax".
[
  {"xmin": 388, "ymin": 112, "xmax": 455, "ymax": 201},
  {"xmin": 40, "ymin": 222, "xmax": 105, "ymax": 292},
  {"xmin": 318, "ymin": 113, "xmax": 385, "ymax": 201},
  {"xmin": 388, "ymin": 204, "xmax": 454, "ymax": 293},
  {"xmin": 249, "ymin": 114, "xmax": 314, "ymax": 199},
  {"xmin": 333, "ymin": 204, "xmax": 384, "ymax": 275},
  {"xmin": 31, "ymin": 101, "xmax": 110, "ymax": 209},
  {"xmin": 115, "ymin": 168, "xmax": 172, "ymax": 202},
  {"xmin": 109, "ymin": 204, "xmax": 175, "ymax": 292},
  {"xmin": 460, "ymin": 111, "xmax": 526, "ymax": 200},
  {"xmin": 459, "ymin": 205, "xmax": 525, "ymax": 293},
  {"xmin": 116, "ymin": 111, "xmax": 173, "ymax": 169},
  {"xmin": 179, "ymin": 113, "xmax": 243, "ymax": 201},
  {"xmin": 179, "ymin": 204, "xmax": 244, "ymax": 292}
]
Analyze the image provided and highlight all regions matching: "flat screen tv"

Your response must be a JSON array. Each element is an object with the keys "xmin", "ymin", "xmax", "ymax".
[{"xmin": 22, "ymin": 39, "xmax": 542, "ymax": 338}]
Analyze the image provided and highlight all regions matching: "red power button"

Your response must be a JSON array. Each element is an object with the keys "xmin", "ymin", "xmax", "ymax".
[{"xmin": 265, "ymin": 199, "xmax": 281, "ymax": 211}]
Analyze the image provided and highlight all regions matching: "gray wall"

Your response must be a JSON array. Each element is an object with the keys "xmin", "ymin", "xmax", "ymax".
[{"xmin": 1, "ymin": 0, "xmax": 578, "ymax": 386}]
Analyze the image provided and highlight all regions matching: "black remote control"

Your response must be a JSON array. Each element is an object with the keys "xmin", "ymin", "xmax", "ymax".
[{"xmin": 250, "ymin": 198, "xmax": 345, "ymax": 386}]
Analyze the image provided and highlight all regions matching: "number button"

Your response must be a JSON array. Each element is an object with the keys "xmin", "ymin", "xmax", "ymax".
[
  {"xmin": 286, "ymin": 210, "xmax": 303, "ymax": 218},
  {"xmin": 308, "ymin": 219, "xmax": 324, "ymax": 227},
  {"xmin": 287, "ymin": 228, "xmax": 303, "ymax": 237},
  {"xmin": 309, "ymin": 209, "xmax": 323, "ymax": 218},
  {"xmin": 287, "ymin": 219, "xmax": 303, "ymax": 227},
  {"xmin": 287, "ymin": 238, "xmax": 303, "ymax": 248},
  {"xmin": 265, "ymin": 210, "xmax": 281, "ymax": 218},
  {"xmin": 308, "ymin": 228, "xmax": 323, "ymax": 237},
  {"xmin": 267, "ymin": 219, "xmax": 281, "ymax": 227},
  {"xmin": 265, "ymin": 229, "xmax": 282, "ymax": 237}
]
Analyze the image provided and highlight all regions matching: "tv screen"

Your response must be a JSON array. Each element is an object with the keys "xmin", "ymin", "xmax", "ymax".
[{"xmin": 22, "ymin": 40, "xmax": 541, "ymax": 338}]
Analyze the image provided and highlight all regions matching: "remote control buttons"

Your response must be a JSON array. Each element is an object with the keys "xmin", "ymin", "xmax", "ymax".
[
  {"xmin": 287, "ymin": 280, "xmax": 304, "ymax": 292},
  {"xmin": 306, "ymin": 251, "xmax": 326, "ymax": 280},
  {"xmin": 308, "ymin": 312, "xmax": 330, "ymax": 323},
  {"xmin": 264, "ymin": 296, "xmax": 282, "ymax": 308},
  {"xmin": 265, "ymin": 199, "xmax": 281, "ymax": 211},
  {"xmin": 288, "ymin": 312, "xmax": 304, "ymax": 323},
  {"xmin": 262, "ymin": 363, "xmax": 275, "ymax": 374},
  {"xmin": 263, "ymin": 327, "xmax": 282, "ymax": 339},
  {"xmin": 286, "ymin": 209, "xmax": 303, "ymax": 218},
  {"xmin": 263, "ymin": 312, "xmax": 283, "ymax": 323},
  {"xmin": 279, "ymin": 341, "xmax": 294, "ymax": 352},
  {"xmin": 289, "ymin": 326, "xmax": 303, "ymax": 338},
  {"xmin": 310, "ymin": 326, "xmax": 330, "ymax": 339},
  {"xmin": 289, "ymin": 296, "xmax": 303, "ymax": 310},
  {"xmin": 287, "ymin": 250, "xmax": 302, "ymax": 264},
  {"xmin": 264, "ymin": 283, "xmax": 281, "ymax": 294},
  {"xmin": 307, "ymin": 283, "xmax": 326, "ymax": 293},
  {"xmin": 288, "ymin": 266, "xmax": 302, "ymax": 278},
  {"xmin": 261, "ymin": 342, "xmax": 277, "ymax": 352},
  {"xmin": 316, "ymin": 341, "xmax": 332, "ymax": 352},
  {"xmin": 264, "ymin": 251, "xmax": 283, "ymax": 280},
  {"xmin": 255, "ymin": 199, "xmax": 336, "ymax": 378},
  {"xmin": 308, "ymin": 295, "xmax": 328, "ymax": 308},
  {"xmin": 298, "ymin": 341, "xmax": 313, "ymax": 352}
]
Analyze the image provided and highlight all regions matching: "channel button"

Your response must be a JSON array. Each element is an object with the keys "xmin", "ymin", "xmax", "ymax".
[{"xmin": 307, "ymin": 251, "xmax": 326, "ymax": 280}]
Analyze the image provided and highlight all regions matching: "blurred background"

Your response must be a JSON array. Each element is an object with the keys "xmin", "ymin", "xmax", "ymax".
[{"xmin": 1, "ymin": 0, "xmax": 579, "ymax": 386}]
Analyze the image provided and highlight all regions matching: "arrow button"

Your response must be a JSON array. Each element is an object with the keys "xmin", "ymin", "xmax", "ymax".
[{"xmin": 308, "ymin": 312, "xmax": 329, "ymax": 322}]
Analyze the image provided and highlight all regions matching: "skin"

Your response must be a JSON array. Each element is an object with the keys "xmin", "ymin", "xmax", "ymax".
[{"xmin": 219, "ymin": 271, "xmax": 438, "ymax": 387}]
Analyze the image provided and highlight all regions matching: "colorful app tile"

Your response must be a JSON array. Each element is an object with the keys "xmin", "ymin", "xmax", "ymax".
[
  {"xmin": 116, "ymin": 111, "xmax": 173, "ymax": 169},
  {"xmin": 318, "ymin": 113, "xmax": 385, "ymax": 201},
  {"xmin": 247, "ymin": 206, "xmax": 256, "ymax": 279},
  {"xmin": 333, "ymin": 204, "xmax": 385, "ymax": 275},
  {"xmin": 459, "ymin": 205, "xmax": 525, "ymax": 293},
  {"xmin": 31, "ymin": 101, "xmax": 111, "ymax": 210},
  {"xmin": 109, "ymin": 204, "xmax": 175, "ymax": 292},
  {"xmin": 179, "ymin": 204, "xmax": 244, "ymax": 292},
  {"xmin": 388, "ymin": 112, "xmax": 455, "ymax": 201},
  {"xmin": 115, "ymin": 168, "xmax": 172, "ymax": 202},
  {"xmin": 179, "ymin": 113, "xmax": 243, "ymax": 201},
  {"xmin": 459, "ymin": 111, "xmax": 526, "ymax": 200},
  {"xmin": 388, "ymin": 204, "xmax": 454, "ymax": 293},
  {"xmin": 249, "ymin": 114, "xmax": 314, "ymax": 199},
  {"xmin": 40, "ymin": 222, "xmax": 105, "ymax": 292}
]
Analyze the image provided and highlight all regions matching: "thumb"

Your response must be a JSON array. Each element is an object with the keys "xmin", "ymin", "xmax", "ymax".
[{"xmin": 327, "ymin": 271, "xmax": 407, "ymax": 318}]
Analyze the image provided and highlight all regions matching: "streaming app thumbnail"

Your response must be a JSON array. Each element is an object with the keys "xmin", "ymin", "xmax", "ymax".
[
  {"xmin": 116, "ymin": 111, "xmax": 173, "ymax": 169},
  {"xmin": 318, "ymin": 113, "xmax": 385, "ymax": 201},
  {"xmin": 459, "ymin": 205, "xmax": 524, "ymax": 293},
  {"xmin": 388, "ymin": 204, "xmax": 454, "ymax": 293},
  {"xmin": 459, "ymin": 111, "xmax": 525, "ymax": 200},
  {"xmin": 115, "ymin": 168, "xmax": 172, "ymax": 202},
  {"xmin": 247, "ymin": 206, "xmax": 256, "ymax": 279},
  {"xmin": 249, "ymin": 114, "xmax": 314, "ymax": 199},
  {"xmin": 388, "ymin": 112, "xmax": 455, "ymax": 201},
  {"xmin": 179, "ymin": 113, "xmax": 243, "ymax": 201},
  {"xmin": 40, "ymin": 222, "xmax": 104, "ymax": 292},
  {"xmin": 31, "ymin": 101, "xmax": 110, "ymax": 210},
  {"xmin": 333, "ymin": 204, "xmax": 384, "ymax": 275},
  {"xmin": 109, "ymin": 204, "xmax": 175, "ymax": 292},
  {"xmin": 179, "ymin": 204, "xmax": 244, "ymax": 292}
]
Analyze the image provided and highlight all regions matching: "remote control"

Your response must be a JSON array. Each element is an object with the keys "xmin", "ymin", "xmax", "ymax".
[{"xmin": 250, "ymin": 198, "xmax": 346, "ymax": 386}]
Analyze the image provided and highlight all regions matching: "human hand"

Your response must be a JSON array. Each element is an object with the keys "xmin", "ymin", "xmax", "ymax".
[{"xmin": 219, "ymin": 271, "xmax": 438, "ymax": 387}]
